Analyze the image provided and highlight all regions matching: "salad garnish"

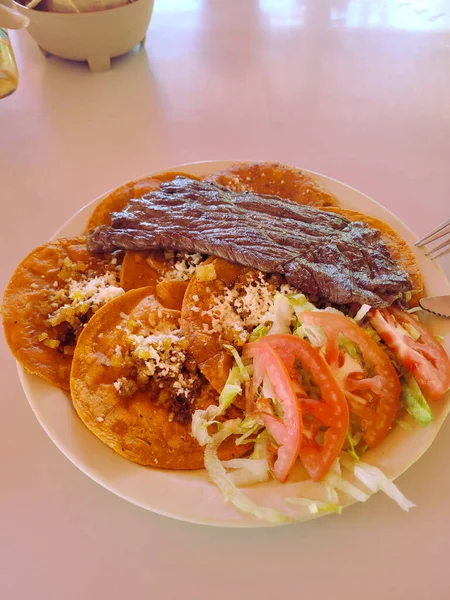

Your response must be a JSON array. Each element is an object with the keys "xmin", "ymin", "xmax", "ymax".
[{"xmin": 192, "ymin": 291, "xmax": 450, "ymax": 523}]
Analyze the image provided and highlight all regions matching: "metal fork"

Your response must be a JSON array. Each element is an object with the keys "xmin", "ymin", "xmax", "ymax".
[{"xmin": 415, "ymin": 218, "xmax": 450, "ymax": 259}]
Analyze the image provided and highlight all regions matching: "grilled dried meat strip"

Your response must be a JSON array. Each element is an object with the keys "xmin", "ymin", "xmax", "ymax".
[{"xmin": 87, "ymin": 177, "xmax": 412, "ymax": 307}]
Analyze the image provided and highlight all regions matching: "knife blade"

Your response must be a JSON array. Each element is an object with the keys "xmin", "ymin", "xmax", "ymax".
[{"xmin": 419, "ymin": 295, "xmax": 450, "ymax": 318}]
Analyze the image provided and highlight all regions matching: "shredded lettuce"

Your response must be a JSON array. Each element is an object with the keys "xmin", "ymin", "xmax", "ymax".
[
  {"xmin": 204, "ymin": 420, "xmax": 289, "ymax": 524},
  {"xmin": 346, "ymin": 430, "xmax": 360, "ymax": 461},
  {"xmin": 338, "ymin": 335, "xmax": 363, "ymax": 364},
  {"xmin": 361, "ymin": 324, "xmax": 381, "ymax": 343},
  {"xmin": 261, "ymin": 374, "xmax": 285, "ymax": 419},
  {"xmin": 345, "ymin": 420, "xmax": 364, "ymax": 460},
  {"xmin": 400, "ymin": 374, "xmax": 433, "ymax": 426},
  {"xmin": 395, "ymin": 418, "xmax": 413, "ymax": 431},
  {"xmin": 403, "ymin": 323, "xmax": 421, "ymax": 341},
  {"xmin": 294, "ymin": 323, "xmax": 327, "ymax": 347},
  {"xmin": 286, "ymin": 293, "xmax": 317, "ymax": 315},
  {"xmin": 269, "ymin": 293, "xmax": 293, "ymax": 335},
  {"xmin": 191, "ymin": 365, "xmax": 243, "ymax": 446},
  {"xmin": 322, "ymin": 306, "xmax": 346, "ymax": 316},
  {"xmin": 286, "ymin": 497, "xmax": 342, "ymax": 515},
  {"xmin": 342, "ymin": 455, "xmax": 415, "ymax": 512},
  {"xmin": 323, "ymin": 459, "xmax": 370, "ymax": 503},
  {"xmin": 354, "ymin": 304, "xmax": 371, "ymax": 322},
  {"xmin": 286, "ymin": 475, "xmax": 343, "ymax": 515},
  {"xmin": 249, "ymin": 324, "xmax": 271, "ymax": 342},
  {"xmin": 202, "ymin": 427, "xmax": 416, "ymax": 523},
  {"xmin": 222, "ymin": 433, "xmax": 271, "ymax": 486},
  {"xmin": 223, "ymin": 344, "xmax": 250, "ymax": 382},
  {"xmin": 222, "ymin": 458, "xmax": 270, "ymax": 486},
  {"xmin": 325, "ymin": 481, "xmax": 340, "ymax": 505},
  {"xmin": 262, "ymin": 373, "xmax": 276, "ymax": 401},
  {"xmin": 235, "ymin": 416, "xmax": 261, "ymax": 445},
  {"xmin": 404, "ymin": 289, "xmax": 421, "ymax": 304}
]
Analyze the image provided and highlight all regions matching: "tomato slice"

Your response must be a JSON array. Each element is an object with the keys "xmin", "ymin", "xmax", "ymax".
[
  {"xmin": 245, "ymin": 334, "xmax": 349, "ymax": 482},
  {"xmin": 370, "ymin": 307, "xmax": 450, "ymax": 402},
  {"xmin": 243, "ymin": 343, "xmax": 302, "ymax": 483},
  {"xmin": 301, "ymin": 312, "xmax": 400, "ymax": 448}
]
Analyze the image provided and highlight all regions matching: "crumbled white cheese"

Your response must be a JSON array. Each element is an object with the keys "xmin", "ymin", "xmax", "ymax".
[
  {"xmin": 126, "ymin": 330, "xmax": 186, "ymax": 378},
  {"xmin": 201, "ymin": 272, "xmax": 297, "ymax": 346},
  {"xmin": 164, "ymin": 253, "xmax": 203, "ymax": 281},
  {"xmin": 47, "ymin": 271, "xmax": 124, "ymax": 327},
  {"xmin": 114, "ymin": 328, "xmax": 194, "ymax": 394}
]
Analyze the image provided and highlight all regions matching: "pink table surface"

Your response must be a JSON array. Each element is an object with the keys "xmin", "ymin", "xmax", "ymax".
[{"xmin": 1, "ymin": 1, "xmax": 450, "ymax": 599}]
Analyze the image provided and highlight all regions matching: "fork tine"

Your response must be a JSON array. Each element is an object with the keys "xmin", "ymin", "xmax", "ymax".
[
  {"xmin": 418, "ymin": 225, "xmax": 450, "ymax": 246},
  {"xmin": 415, "ymin": 218, "xmax": 450, "ymax": 247},
  {"xmin": 427, "ymin": 244, "xmax": 450, "ymax": 260},
  {"xmin": 426, "ymin": 238, "xmax": 450, "ymax": 259}
]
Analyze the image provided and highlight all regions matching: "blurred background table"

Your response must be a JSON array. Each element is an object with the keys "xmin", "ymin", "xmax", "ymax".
[{"xmin": 1, "ymin": 1, "xmax": 450, "ymax": 599}]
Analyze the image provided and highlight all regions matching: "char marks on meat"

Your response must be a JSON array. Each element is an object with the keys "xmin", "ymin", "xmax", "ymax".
[{"xmin": 87, "ymin": 177, "xmax": 412, "ymax": 307}]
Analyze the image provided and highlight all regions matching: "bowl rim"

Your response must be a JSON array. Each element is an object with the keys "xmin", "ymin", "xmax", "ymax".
[{"xmin": 13, "ymin": 0, "xmax": 153, "ymax": 19}]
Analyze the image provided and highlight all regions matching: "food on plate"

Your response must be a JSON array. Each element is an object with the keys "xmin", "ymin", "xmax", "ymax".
[
  {"xmin": 300, "ymin": 312, "xmax": 400, "ymax": 448},
  {"xmin": 323, "ymin": 207, "xmax": 423, "ymax": 305},
  {"xmin": 243, "ymin": 334, "xmax": 348, "ymax": 482},
  {"xmin": 181, "ymin": 257, "xmax": 294, "ymax": 392},
  {"xmin": 190, "ymin": 297, "xmax": 448, "ymax": 521},
  {"xmin": 2, "ymin": 236, "xmax": 123, "ymax": 389},
  {"xmin": 120, "ymin": 249, "xmax": 204, "ymax": 311},
  {"xmin": 70, "ymin": 287, "xmax": 248, "ymax": 469},
  {"xmin": 155, "ymin": 280, "xmax": 189, "ymax": 311},
  {"xmin": 86, "ymin": 178, "xmax": 161, "ymax": 231},
  {"xmin": 120, "ymin": 250, "xmax": 164, "ymax": 292},
  {"xmin": 87, "ymin": 176, "xmax": 412, "ymax": 307},
  {"xmin": 205, "ymin": 162, "xmax": 338, "ymax": 208},
  {"xmin": 369, "ymin": 306, "xmax": 450, "ymax": 403},
  {"xmin": 3, "ymin": 161, "xmax": 450, "ymax": 524},
  {"xmin": 85, "ymin": 171, "xmax": 200, "ymax": 230}
]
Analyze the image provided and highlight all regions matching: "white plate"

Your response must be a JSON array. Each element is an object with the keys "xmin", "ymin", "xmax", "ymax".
[{"xmin": 17, "ymin": 161, "xmax": 450, "ymax": 527}]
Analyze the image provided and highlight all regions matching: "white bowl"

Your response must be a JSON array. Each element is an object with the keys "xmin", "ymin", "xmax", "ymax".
[{"xmin": 14, "ymin": 0, "xmax": 154, "ymax": 71}]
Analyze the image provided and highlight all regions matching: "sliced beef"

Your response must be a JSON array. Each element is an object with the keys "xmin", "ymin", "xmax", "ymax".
[{"xmin": 87, "ymin": 177, "xmax": 412, "ymax": 307}]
